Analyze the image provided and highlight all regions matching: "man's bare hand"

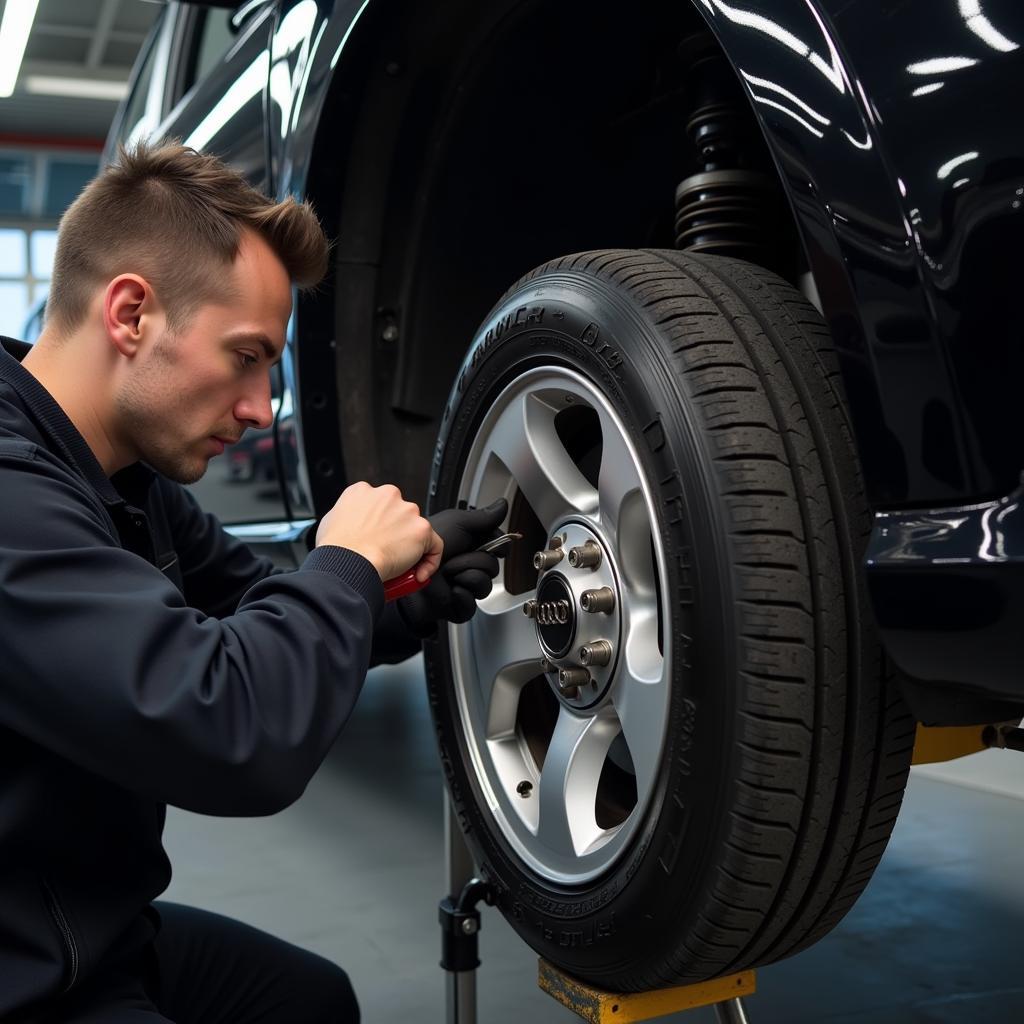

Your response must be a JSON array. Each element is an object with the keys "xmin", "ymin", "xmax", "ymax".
[{"xmin": 316, "ymin": 482, "xmax": 443, "ymax": 583}]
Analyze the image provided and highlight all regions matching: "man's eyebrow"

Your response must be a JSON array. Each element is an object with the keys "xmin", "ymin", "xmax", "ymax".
[{"xmin": 228, "ymin": 332, "xmax": 283, "ymax": 365}]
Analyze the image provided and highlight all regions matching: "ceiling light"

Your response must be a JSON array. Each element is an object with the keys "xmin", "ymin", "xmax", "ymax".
[
  {"xmin": 0, "ymin": 0, "xmax": 39, "ymax": 98},
  {"xmin": 24, "ymin": 75, "xmax": 128, "ymax": 101}
]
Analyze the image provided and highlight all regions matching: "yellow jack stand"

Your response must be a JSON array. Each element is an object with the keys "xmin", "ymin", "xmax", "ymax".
[{"xmin": 538, "ymin": 960, "xmax": 755, "ymax": 1023}]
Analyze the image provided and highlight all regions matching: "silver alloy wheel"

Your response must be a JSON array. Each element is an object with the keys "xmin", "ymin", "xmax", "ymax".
[{"xmin": 451, "ymin": 366, "xmax": 671, "ymax": 884}]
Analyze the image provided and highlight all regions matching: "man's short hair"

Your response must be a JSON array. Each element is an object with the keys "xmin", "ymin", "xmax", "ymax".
[{"xmin": 46, "ymin": 140, "xmax": 329, "ymax": 335}]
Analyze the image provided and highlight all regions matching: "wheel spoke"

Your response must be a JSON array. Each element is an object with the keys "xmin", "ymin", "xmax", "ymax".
[
  {"xmin": 537, "ymin": 709, "xmax": 618, "ymax": 857},
  {"xmin": 596, "ymin": 407, "xmax": 645, "ymax": 540},
  {"xmin": 470, "ymin": 588, "xmax": 543, "ymax": 739},
  {"xmin": 484, "ymin": 390, "xmax": 598, "ymax": 528},
  {"xmin": 610, "ymin": 604, "xmax": 668, "ymax": 800}
]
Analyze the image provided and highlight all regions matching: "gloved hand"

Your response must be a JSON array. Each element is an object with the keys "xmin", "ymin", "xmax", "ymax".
[{"xmin": 397, "ymin": 498, "xmax": 508, "ymax": 637}]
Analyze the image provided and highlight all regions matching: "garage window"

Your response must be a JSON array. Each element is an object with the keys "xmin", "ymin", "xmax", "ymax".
[
  {"xmin": 0, "ymin": 149, "xmax": 98, "ymax": 340},
  {"xmin": 0, "ymin": 226, "xmax": 56, "ymax": 341}
]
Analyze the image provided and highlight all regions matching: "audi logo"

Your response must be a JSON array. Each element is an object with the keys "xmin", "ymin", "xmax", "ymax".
[{"xmin": 537, "ymin": 600, "xmax": 571, "ymax": 626}]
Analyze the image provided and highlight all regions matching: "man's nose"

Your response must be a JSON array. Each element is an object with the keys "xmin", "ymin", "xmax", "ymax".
[{"xmin": 235, "ymin": 378, "xmax": 274, "ymax": 430}]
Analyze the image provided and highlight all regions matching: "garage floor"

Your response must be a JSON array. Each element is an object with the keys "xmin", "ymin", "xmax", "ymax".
[{"xmin": 162, "ymin": 656, "xmax": 1024, "ymax": 1023}]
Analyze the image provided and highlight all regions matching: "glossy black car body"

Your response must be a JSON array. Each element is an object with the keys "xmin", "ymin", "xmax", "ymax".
[{"xmin": 107, "ymin": 0, "xmax": 1024, "ymax": 720}]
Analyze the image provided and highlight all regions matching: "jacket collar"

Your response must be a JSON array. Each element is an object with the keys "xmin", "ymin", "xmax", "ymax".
[{"xmin": 0, "ymin": 336, "xmax": 155, "ymax": 508}]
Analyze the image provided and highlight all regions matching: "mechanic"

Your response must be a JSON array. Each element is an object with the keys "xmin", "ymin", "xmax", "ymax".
[{"xmin": 0, "ymin": 141, "xmax": 506, "ymax": 1023}]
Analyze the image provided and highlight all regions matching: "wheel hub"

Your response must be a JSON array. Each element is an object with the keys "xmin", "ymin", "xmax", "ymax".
[
  {"xmin": 529, "ymin": 522, "xmax": 621, "ymax": 709},
  {"xmin": 535, "ymin": 573, "xmax": 576, "ymax": 658}
]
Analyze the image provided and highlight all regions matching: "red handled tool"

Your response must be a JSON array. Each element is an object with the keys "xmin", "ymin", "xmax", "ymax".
[{"xmin": 383, "ymin": 532, "xmax": 522, "ymax": 602}]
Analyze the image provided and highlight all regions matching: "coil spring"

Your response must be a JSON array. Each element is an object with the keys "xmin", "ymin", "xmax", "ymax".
[
  {"xmin": 674, "ymin": 168, "xmax": 776, "ymax": 258},
  {"xmin": 675, "ymin": 36, "xmax": 779, "ymax": 263}
]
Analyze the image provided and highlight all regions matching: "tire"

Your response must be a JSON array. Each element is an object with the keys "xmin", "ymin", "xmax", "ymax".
[{"xmin": 424, "ymin": 249, "xmax": 914, "ymax": 989}]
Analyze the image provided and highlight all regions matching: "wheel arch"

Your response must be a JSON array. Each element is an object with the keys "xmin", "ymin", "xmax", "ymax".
[{"xmin": 274, "ymin": 0, "xmax": 921, "ymax": 511}]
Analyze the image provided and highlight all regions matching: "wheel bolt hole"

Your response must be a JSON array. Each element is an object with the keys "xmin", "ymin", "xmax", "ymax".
[{"xmin": 516, "ymin": 780, "xmax": 533, "ymax": 798}]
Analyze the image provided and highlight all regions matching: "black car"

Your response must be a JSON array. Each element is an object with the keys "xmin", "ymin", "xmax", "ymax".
[{"xmin": 107, "ymin": 0, "xmax": 1024, "ymax": 991}]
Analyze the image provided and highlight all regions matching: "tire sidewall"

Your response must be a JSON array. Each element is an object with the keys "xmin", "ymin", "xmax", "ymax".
[{"xmin": 425, "ymin": 270, "xmax": 739, "ymax": 974}]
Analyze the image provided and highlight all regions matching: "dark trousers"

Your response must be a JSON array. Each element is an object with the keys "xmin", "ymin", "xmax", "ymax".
[{"xmin": 40, "ymin": 903, "xmax": 359, "ymax": 1024}]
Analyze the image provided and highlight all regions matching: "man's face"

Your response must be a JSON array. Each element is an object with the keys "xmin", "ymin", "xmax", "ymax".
[{"xmin": 115, "ymin": 231, "xmax": 293, "ymax": 484}]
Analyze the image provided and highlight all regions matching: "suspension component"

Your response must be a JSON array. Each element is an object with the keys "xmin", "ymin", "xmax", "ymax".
[
  {"xmin": 674, "ymin": 33, "xmax": 783, "ymax": 267},
  {"xmin": 675, "ymin": 170, "xmax": 777, "ymax": 258}
]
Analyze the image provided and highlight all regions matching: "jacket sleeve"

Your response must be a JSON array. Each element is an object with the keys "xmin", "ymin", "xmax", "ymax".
[
  {"xmin": 158, "ymin": 478, "xmax": 280, "ymax": 619},
  {"xmin": 369, "ymin": 602, "xmax": 423, "ymax": 665},
  {"xmin": 0, "ymin": 444, "xmax": 385, "ymax": 816},
  {"xmin": 162, "ymin": 480, "xmax": 422, "ymax": 663}
]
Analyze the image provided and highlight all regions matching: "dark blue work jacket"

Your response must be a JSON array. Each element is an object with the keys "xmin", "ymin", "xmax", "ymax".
[{"xmin": 0, "ymin": 337, "xmax": 419, "ymax": 1017}]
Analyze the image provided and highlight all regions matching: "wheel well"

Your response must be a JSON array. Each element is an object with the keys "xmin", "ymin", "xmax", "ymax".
[{"xmin": 301, "ymin": 0, "xmax": 803, "ymax": 506}]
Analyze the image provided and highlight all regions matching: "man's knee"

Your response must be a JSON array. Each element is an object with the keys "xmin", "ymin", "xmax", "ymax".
[{"xmin": 301, "ymin": 956, "xmax": 359, "ymax": 1024}]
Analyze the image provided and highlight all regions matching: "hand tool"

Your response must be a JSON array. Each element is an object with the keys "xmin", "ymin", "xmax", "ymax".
[{"xmin": 383, "ymin": 532, "xmax": 522, "ymax": 601}]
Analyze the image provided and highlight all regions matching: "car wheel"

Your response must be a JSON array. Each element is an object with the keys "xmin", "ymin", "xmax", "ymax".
[{"xmin": 424, "ymin": 249, "xmax": 915, "ymax": 990}]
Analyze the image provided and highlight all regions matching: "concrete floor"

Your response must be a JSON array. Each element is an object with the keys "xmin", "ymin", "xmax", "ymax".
[{"xmin": 163, "ymin": 656, "xmax": 1024, "ymax": 1023}]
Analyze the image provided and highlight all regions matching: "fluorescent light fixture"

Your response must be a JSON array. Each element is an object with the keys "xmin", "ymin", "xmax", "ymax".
[
  {"xmin": 0, "ymin": 0, "xmax": 39, "ymax": 98},
  {"xmin": 912, "ymin": 82, "xmax": 945, "ymax": 97},
  {"xmin": 937, "ymin": 150, "xmax": 979, "ymax": 179},
  {"xmin": 907, "ymin": 56, "xmax": 978, "ymax": 75},
  {"xmin": 25, "ymin": 75, "xmax": 127, "ymax": 101}
]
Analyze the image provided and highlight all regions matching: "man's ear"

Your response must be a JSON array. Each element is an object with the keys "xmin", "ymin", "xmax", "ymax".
[{"xmin": 104, "ymin": 275, "xmax": 154, "ymax": 358}]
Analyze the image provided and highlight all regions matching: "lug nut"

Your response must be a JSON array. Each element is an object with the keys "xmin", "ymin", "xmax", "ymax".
[
  {"xmin": 568, "ymin": 541, "xmax": 602, "ymax": 570},
  {"xmin": 579, "ymin": 640, "xmax": 613, "ymax": 667},
  {"xmin": 581, "ymin": 587, "xmax": 616, "ymax": 613},
  {"xmin": 523, "ymin": 599, "xmax": 538, "ymax": 619},
  {"xmin": 516, "ymin": 780, "xmax": 533, "ymax": 798},
  {"xmin": 558, "ymin": 668, "xmax": 590, "ymax": 696},
  {"xmin": 533, "ymin": 548, "xmax": 564, "ymax": 571}
]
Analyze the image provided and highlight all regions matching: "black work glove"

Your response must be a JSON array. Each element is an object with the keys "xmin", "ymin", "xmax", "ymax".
[{"xmin": 397, "ymin": 498, "xmax": 508, "ymax": 638}]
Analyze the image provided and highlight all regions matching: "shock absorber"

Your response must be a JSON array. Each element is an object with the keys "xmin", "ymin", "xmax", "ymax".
[{"xmin": 674, "ymin": 33, "xmax": 782, "ymax": 268}]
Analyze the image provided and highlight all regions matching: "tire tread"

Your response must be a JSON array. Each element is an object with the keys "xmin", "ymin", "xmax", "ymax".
[{"xmin": 531, "ymin": 248, "xmax": 912, "ymax": 987}]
